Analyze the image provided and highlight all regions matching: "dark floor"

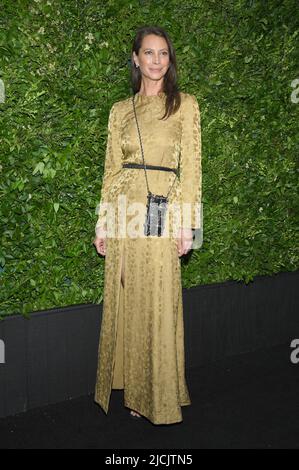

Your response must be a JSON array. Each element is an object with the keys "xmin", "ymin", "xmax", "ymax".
[{"xmin": 0, "ymin": 341, "xmax": 298, "ymax": 449}]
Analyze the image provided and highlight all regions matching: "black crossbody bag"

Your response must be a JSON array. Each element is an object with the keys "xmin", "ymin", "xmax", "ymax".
[{"xmin": 132, "ymin": 94, "xmax": 180, "ymax": 237}]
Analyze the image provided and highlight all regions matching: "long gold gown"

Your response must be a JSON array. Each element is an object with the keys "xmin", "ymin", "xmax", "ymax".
[{"xmin": 94, "ymin": 91, "xmax": 202, "ymax": 425}]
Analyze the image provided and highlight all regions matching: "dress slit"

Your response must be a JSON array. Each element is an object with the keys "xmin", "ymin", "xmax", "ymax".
[{"xmin": 111, "ymin": 241, "xmax": 125, "ymax": 390}]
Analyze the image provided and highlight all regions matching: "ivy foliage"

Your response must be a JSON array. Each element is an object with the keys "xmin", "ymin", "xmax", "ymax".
[{"xmin": 0, "ymin": 0, "xmax": 298, "ymax": 317}]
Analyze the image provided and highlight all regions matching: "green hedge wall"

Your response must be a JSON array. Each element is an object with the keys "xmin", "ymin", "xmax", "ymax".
[{"xmin": 0, "ymin": 0, "xmax": 298, "ymax": 318}]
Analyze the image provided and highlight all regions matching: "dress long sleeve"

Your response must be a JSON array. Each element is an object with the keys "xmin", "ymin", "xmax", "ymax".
[
  {"xmin": 95, "ymin": 102, "xmax": 123, "ymax": 236},
  {"xmin": 179, "ymin": 94, "xmax": 202, "ymax": 230}
]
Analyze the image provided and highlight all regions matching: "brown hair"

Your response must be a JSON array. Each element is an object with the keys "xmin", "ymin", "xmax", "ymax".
[{"xmin": 130, "ymin": 25, "xmax": 181, "ymax": 120}]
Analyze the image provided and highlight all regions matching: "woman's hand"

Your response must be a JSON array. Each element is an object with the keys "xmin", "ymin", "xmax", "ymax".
[
  {"xmin": 176, "ymin": 227, "xmax": 193, "ymax": 257},
  {"xmin": 93, "ymin": 236, "xmax": 106, "ymax": 256},
  {"xmin": 93, "ymin": 227, "xmax": 107, "ymax": 256}
]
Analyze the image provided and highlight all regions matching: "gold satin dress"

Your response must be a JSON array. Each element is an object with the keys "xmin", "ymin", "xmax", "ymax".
[{"xmin": 94, "ymin": 91, "xmax": 202, "ymax": 425}]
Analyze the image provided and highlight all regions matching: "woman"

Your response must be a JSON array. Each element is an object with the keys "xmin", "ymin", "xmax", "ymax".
[{"xmin": 93, "ymin": 25, "xmax": 202, "ymax": 425}]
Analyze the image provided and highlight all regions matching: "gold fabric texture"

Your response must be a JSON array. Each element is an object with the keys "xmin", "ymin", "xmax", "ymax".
[{"xmin": 94, "ymin": 91, "xmax": 202, "ymax": 425}]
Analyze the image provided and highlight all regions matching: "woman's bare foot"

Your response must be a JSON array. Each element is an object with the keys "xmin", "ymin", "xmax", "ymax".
[{"xmin": 130, "ymin": 409, "xmax": 142, "ymax": 418}]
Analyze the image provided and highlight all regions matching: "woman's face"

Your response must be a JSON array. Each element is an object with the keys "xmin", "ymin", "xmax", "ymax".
[{"xmin": 133, "ymin": 34, "xmax": 170, "ymax": 82}]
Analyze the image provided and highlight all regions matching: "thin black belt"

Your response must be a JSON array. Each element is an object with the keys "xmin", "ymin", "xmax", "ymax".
[{"xmin": 122, "ymin": 162, "xmax": 178, "ymax": 175}]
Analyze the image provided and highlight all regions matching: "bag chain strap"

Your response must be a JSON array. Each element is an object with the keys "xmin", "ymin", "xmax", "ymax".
[{"xmin": 132, "ymin": 94, "xmax": 180, "ymax": 199}]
